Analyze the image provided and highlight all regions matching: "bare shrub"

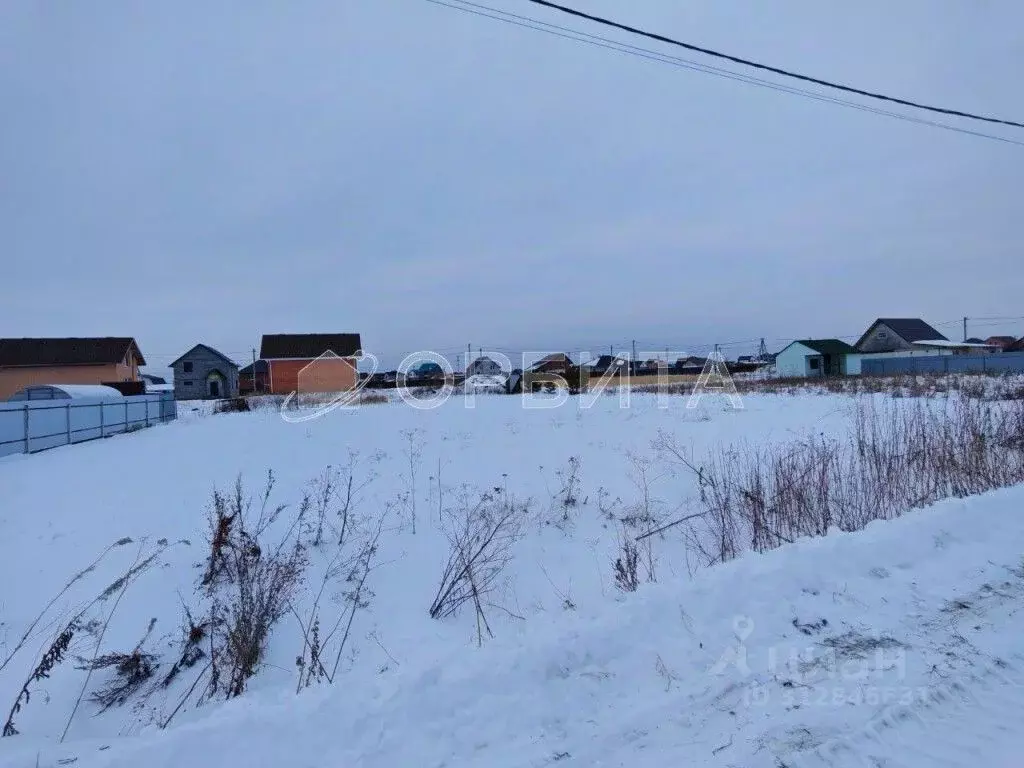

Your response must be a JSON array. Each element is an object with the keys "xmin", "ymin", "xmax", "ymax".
[
  {"xmin": 656, "ymin": 395, "xmax": 1024, "ymax": 566},
  {"xmin": 429, "ymin": 487, "xmax": 525, "ymax": 645},
  {"xmin": 302, "ymin": 452, "xmax": 381, "ymax": 548},
  {"xmin": 549, "ymin": 456, "xmax": 582, "ymax": 528},
  {"xmin": 3, "ymin": 539, "xmax": 170, "ymax": 739},
  {"xmin": 3, "ymin": 623, "xmax": 76, "ymax": 736},
  {"xmin": 214, "ymin": 397, "xmax": 250, "ymax": 414},
  {"xmin": 199, "ymin": 474, "xmax": 309, "ymax": 700},
  {"xmin": 161, "ymin": 604, "xmax": 209, "ymax": 689},
  {"xmin": 82, "ymin": 649, "xmax": 158, "ymax": 712},
  {"xmin": 354, "ymin": 391, "xmax": 388, "ymax": 405},
  {"xmin": 293, "ymin": 509, "xmax": 387, "ymax": 688},
  {"xmin": 400, "ymin": 429, "xmax": 426, "ymax": 534},
  {"xmin": 613, "ymin": 534, "xmax": 641, "ymax": 593}
]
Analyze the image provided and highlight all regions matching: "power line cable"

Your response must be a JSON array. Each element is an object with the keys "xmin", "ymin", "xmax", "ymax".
[
  {"xmin": 425, "ymin": 0, "xmax": 1024, "ymax": 147},
  {"xmin": 527, "ymin": 0, "xmax": 1024, "ymax": 129}
]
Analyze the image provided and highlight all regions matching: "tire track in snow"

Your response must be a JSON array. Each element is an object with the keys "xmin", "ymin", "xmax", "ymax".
[{"xmin": 790, "ymin": 640, "xmax": 1024, "ymax": 766}]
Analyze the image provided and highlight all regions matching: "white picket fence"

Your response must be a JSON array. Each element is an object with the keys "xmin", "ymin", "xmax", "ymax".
[{"xmin": 0, "ymin": 392, "xmax": 177, "ymax": 458}]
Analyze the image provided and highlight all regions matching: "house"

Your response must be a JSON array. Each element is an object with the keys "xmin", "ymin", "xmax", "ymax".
[
  {"xmin": 141, "ymin": 373, "xmax": 167, "ymax": 386},
  {"xmin": 170, "ymin": 344, "xmax": 240, "ymax": 400},
  {"xmin": 854, "ymin": 318, "xmax": 947, "ymax": 353},
  {"xmin": 631, "ymin": 359, "xmax": 663, "ymax": 375},
  {"xmin": 259, "ymin": 333, "xmax": 362, "ymax": 395},
  {"xmin": 467, "ymin": 356, "xmax": 504, "ymax": 376},
  {"xmin": 0, "ymin": 337, "xmax": 145, "ymax": 400},
  {"xmin": 674, "ymin": 356, "xmax": 708, "ymax": 372},
  {"xmin": 530, "ymin": 353, "xmax": 575, "ymax": 374},
  {"xmin": 1007, "ymin": 337, "xmax": 1024, "ymax": 353},
  {"xmin": 239, "ymin": 360, "xmax": 270, "ymax": 395},
  {"xmin": 984, "ymin": 336, "xmax": 1018, "ymax": 351},
  {"xmin": 585, "ymin": 355, "xmax": 628, "ymax": 375},
  {"xmin": 775, "ymin": 339, "xmax": 858, "ymax": 377},
  {"xmin": 409, "ymin": 361, "xmax": 445, "ymax": 381}
]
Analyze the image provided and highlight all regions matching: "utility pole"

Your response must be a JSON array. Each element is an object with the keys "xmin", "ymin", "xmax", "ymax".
[
  {"xmin": 251, "ymin": 348, "xmax": 257, "ymax": 393},
  {"xmin": 467, "ymin": 343, "xmax": 472, "ymax": 371},
  {"xmin": 632, "ymin": 339, "xmax": 636, "ymax": 362},
  {"xmin": 963, "ymin": 317, "xmax": 968, "ymax": 342},
  {"xmin": 758, "ymin": 338, "xmax": 768, "ymax": 361},
  {"xmin": 610, "ymin": 344, "xmax": 614, "ymax": 358}
]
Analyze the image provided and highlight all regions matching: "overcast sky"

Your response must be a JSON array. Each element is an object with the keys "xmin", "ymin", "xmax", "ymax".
[{"xmin": 1, "ymin": 0, "xmax": 1021, "ymax": 372}]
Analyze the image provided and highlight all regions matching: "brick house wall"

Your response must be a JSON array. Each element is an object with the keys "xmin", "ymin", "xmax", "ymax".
[{"xmin": 267, "ymin": 357, "xmax": 358, "ymax": 394}]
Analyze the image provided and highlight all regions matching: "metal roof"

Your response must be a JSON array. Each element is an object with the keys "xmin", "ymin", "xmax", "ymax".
[
  {"xmin": 0, "ymin": 337, "xmax": 145, "ymax": 367},
  {"xmin": 169, "ymin": 343, "xmax": 239, "ymax": 369},
  {"xmin": 789, "ymin": 339, "xmax": 858, "ymax": 356},
  {"xmin": 260, "ymin": 333, "xmax": 362, "ymax": 359},
  {"xmin": 856, "ymin": 318, "xmax": 947, "ymax": 348}
]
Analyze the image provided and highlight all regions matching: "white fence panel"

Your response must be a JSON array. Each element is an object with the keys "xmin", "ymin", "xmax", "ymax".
[
  {"xmin": 0, "ymin": 393, "xmax": 176, "ymax": 458},
  {"xmin": 0, "ymin": 408, "xmax": 27, "ymax": 457}
]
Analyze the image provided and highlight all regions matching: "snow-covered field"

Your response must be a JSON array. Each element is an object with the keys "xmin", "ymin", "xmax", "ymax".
[{"xmin": 1, "ymin": 391, "xmax": 1022, "ymax": 767}]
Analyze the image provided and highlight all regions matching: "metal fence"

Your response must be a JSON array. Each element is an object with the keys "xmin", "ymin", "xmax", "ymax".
[
  {"xmin": 0, "ymin": 392, "xmax": 177, "ymax": 458},
  {"xmin": 861, "ymin": 352, "xmax": 1024, "ymax": 377}
]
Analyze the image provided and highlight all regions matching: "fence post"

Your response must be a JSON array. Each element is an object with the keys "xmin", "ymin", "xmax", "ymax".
[
  {"xmin": 125, "ymin": 399, "xmax": 129, "ymax": 430},
  {"xmin": 145, "ymin": 396, "xmax": 151, "ymax": 427},
  {"xmin": 100, "ymin": 399, "xmax": 105, "ymax": 437},
  {"xmin": 66, "ymin": 402, "xmax": 72, "ymax": 444},
  {"xmin": 23, "ymin": 403, "xmax": 29, "ymax": 454}
]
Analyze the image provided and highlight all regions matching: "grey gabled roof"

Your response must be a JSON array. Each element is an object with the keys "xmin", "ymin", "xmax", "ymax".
[
  {"xmin": 169, "ymin": 344, "xmax": 239, "ymax": 370},
  {"xmin": 260, "ymin": 333, "xmax": 362, "ymax": 360},
  {"xmin": 856, "ymin": 318, "xmax": 947, "ymax": 347}
]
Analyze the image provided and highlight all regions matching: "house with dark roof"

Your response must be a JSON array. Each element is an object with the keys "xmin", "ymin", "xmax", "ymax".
[
  {"xmin": 259, "ymin": 333, "xmax": 362, "ymax": 395},
  {"xmin": 0, "ymin": 337, "xmax": 145, "ymax": 400},
  {"xmin": 984, "ymin": 335, "xmax": 1018, "ymax": 351},
  {"xmin": 170, "ymin": 344, "xmax": 239, "ymax": 400},
  {"xmin": 585, "ymin": 355, "xmax": 628, "ymax": 376},
  {"xmin": 854, "ymin": 318, "xmax": 947, "ymax": 353},
  {"xmin": 467, "ymin": 355, "xmax": 504, "ymax": 377},
  {"xmin": 1007, "ymin": 337, "xmax": 1024, "ymax": 353},
  {"xmin": 530, "ymin": 353, "xmax": 575, "ymax": 374},
  {"xmin": 775, "ymin": 339, "xmax": 858, "ymax": 377},
  {"xmin": 674, "ymin": 356, "xmax": 709, "ymax": 373},
  {"xmin": 239, "ymin": 359, "xmax": 270, "ymax": 395}
]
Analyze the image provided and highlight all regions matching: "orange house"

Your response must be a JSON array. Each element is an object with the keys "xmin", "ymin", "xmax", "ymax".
[
  {"xmin": 259, "ymin": 333, "xmax": 362, "ymax": 395},
  {"xmin": 0, "ymin": 337, "xmax": 145, "ymax": 400}
]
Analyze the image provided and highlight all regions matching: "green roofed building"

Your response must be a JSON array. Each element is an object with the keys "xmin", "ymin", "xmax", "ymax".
[{"xmin": 774, "ymin": 339, "xmax": 858, "ymax": 377}]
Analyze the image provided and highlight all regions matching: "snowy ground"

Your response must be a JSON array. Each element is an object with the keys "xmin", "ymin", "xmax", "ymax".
[{"xmin": 1, "ymin": 391, "xmax": 1022, "ymax": 766}]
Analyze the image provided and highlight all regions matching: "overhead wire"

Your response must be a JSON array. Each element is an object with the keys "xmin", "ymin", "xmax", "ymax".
[
  {"xmin": 527, "ymin": 0, "xmax": 1024, "ymax": 129},
  {"xmin": 424, "ymin": 0, "xmax": 1024, "ymax": 146}
]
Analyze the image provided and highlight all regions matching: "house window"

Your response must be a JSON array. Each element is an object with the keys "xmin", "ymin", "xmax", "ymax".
[
  {"xmin": 809, "ymin": 358, "xmax": 820, "ymax": 370},
  {"xmin": 183, "ymin": 362, "xmax": 194, "ymax": 373}
]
